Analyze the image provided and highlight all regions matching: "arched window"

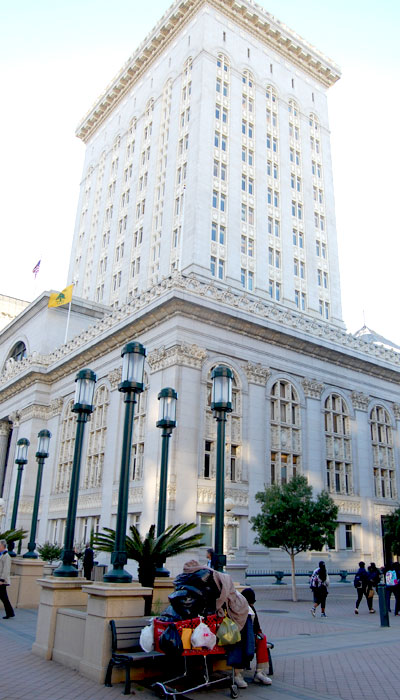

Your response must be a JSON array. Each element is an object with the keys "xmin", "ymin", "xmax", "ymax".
[
  {"xmin": 217, "ymin": 53, "xmax": 229, "ymax": 73},
  {"xmin": 84, "ymin": 385, "xmax": 109, "ymax": 489},
  {"xmin": 324, "ymin": 394, "xmax": 352, "ymax": 494},
  {"xmin": 242, "ymin": 69, "xmax": 254, "ymax": 88},
  {"xmin": 270, "ymin": 380, "xmax": 301, "ymax": 484},
  {"xmin": 55, "ymin": 400, "xmax": 75, "ymax": 494},
  {"xmin": 370, "ymin": 406, "xmax": 396, "ymax": 499},
  {"xmin": 7, "ymin": 341, "xmax": 27, "ymax": 363},
  {"xmin": 131, "ymin": 373, "xmax": 148, "ymax": 480},
  {"xmin": 203, "ymin": 368, "xmax": 242, "ymax": 482}
]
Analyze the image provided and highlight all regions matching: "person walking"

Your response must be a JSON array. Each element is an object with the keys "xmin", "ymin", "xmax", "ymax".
[
  {"xmin": 354, "ymin": 561, "xmax": 374, "ymax": 614},
  {"xmin": 83, "ymin": 543, "xmax": 94, "ymax": 581},
  {"xmin": 391, "ymin": 561, "xmax": 400, "ymax": 616},
  {"xmin": 310, "ymin": 560, "xmax": 329, "ymax": 618},
  {"xmin": 0, "ymin": 540, "xmax": 15, "ymax": 619},
  {"xmin": 367, "ymin": 562, "xmax": 380, "ymax": 610}
]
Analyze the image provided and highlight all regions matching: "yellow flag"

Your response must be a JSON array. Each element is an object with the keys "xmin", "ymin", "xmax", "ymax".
[{"xmin": 48, "ymin": 284, "xmax": 73, "ymax": 308}]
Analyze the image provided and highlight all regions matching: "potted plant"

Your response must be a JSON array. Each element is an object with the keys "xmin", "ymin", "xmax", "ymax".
[{"xmin": 37, "ymin": 542, "xmax": 63, "ymax": 575}]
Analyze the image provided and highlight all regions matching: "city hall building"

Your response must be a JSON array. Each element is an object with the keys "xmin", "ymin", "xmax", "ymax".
[{"xmin": 1, "ymin": 0, "xmax": 399, "ymax": 574}]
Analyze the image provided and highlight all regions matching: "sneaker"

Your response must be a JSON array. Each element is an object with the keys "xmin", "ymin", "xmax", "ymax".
[
  {"xmin": 354, "ymin": 609, "xmax": 359, "ymax": 614},
  {"xmin": 321, "ymin": 612, "xmax": 327, "ymax": 617},
  {"xmin": 369, "ymin": 609, "xmax": 376, "ymax": 614},
  {"xmin": 254, "ymin": 672, "xmax": 272, "ymax": 685},
  {"xmin": 234, "ymin": 674, "xmax": 248, "ymax": 689},
  {"xmin": 310, "ymin": 607, "xmax": 316, "ymax": 617}
]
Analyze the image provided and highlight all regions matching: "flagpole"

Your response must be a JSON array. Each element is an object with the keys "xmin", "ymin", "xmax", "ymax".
[{"xmin": 64, "ymin": 301, "xmax": 72, "ymax": 344}]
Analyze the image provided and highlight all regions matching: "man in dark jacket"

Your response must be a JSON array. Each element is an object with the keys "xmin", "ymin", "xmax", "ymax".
[
  {"xmin": 354, "ymin": 561, "xmax": 375, "ymax": 614},
  {"xmin": 83, "ymin": 543, "xmax": 94, "ymax": 581}
]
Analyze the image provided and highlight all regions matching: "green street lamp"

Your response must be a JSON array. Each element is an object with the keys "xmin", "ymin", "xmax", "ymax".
[
  {"xmin": 23, "ymin": 430, "xmax": 51, "ymax": 559},
  {"xmin": 104, "ymin": 342, "xmax": 146, "ymax": 583},
  {"xmin": 54, "ymin": 369, "xmax": 97, "ymax": 577},
  {"xmin": 155, "ymin": 387, "xmax": 178, "ymax": 577},
  {"xmin": 9, "ymin": 437, "xmax": 30, "ymax": 557},
  {"xmin": 211, "ymin": 365, "xmax": 233, "ymax": 572}
]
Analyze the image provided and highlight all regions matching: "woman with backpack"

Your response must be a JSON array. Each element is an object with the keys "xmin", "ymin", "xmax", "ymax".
[
  {"xmin": 354, "ymin": 561, "xmax": 375, "ymax": 614},
  {"xmin": 310, "ymin": 561, "xmax": 329, "ymax": 618}
]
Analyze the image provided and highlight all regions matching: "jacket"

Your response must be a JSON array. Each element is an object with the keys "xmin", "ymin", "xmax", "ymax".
[{"xmin": 0, "ymin": 551, "xmax": 11, "ymax": 586}]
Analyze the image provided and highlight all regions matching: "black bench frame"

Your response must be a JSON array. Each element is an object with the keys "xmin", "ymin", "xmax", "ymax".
[{"xmin": 105, "ymin": 617, "xmax": 163, "ymax": 695}]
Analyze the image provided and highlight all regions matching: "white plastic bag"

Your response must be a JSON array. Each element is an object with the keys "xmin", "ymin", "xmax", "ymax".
[
  {"xmin": 191, "ymin": 617, "xmax": 216, "ymax": 650},
  {"xmin": 139, "ymin": 620, "xmax": 154, "ymax": 652}
]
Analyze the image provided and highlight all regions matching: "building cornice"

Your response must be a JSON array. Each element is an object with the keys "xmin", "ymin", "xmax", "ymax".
[
  {"xmin": 76, "ymin": 0, "xmax": 340, "ymax": 143},
  {"xmin": 1, "ymin": 273, "xmax": 400, "ymax": 405}
]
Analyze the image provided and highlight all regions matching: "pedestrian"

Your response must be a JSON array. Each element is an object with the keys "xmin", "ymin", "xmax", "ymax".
[
  {"xmin": 354, "ymin": 561, "xmax": 374, "ymax": 614},
  {"xmin": 310, "ymin": 560, "xmax": 329, "ymax": 618},
  {"xmin": 83, "ymin": 542, "xmax": 94, "ymax": 581},
  {"xmin": 206, "ymin": 548, "xmax": 217, "ymax": 569},
  {"xmin": 0, "ymin": 540, "xmax": 15, "ymax": 619},
  {"xmin": 241, "ymin": 587, "xmax": 272, "ymax": 685},
  {"xmin": 385, "ymin": 561, "xmax": 400, "ymax": 616},
  {"xmin": 367, "ymin": 562, "xmax": 380, "ymax": 609}
]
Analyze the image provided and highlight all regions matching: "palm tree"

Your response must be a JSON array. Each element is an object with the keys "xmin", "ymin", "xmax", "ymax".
[
  {"xmin": 93, "ymin": 522, "xmax": 203, "ymax": 589},
  {"xmin": 0, "ymin": 528, "xmax": 27, "ymax": 555}
]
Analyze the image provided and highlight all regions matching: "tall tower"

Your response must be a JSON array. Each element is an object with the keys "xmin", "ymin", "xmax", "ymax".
[{"xmin": 68, "ymin": 0, "xmax": 343, "ymax": 327}]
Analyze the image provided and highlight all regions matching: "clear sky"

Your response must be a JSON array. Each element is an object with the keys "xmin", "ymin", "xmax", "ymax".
[{"xmin": 1, "ymin": 0, "xmax": 399, "ymax": 341}]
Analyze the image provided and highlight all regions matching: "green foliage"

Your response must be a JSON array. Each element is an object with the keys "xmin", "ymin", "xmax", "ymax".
[
  {"xmin": 251, "ymin": 474, "xmax": 338, "ymax": 556},
  {"xmin": 92, "ymin": 523, "xmax": 204, "ymax": 588},
  {"xmin": 0, "ymin": 528, "xmax": 27, "ymax": 544},
  {"xmin": 383, "ymin": 507, "xmax": 400, "ymax": 555},
  {"xmin": 37, "ymin": 542, "xmax": 63, "ymax": 563}
]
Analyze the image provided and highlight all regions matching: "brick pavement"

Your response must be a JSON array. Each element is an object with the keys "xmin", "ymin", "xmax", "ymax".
[{"xmin": 0, "ymin": 585, "xmax": 399, "ymax": 700}]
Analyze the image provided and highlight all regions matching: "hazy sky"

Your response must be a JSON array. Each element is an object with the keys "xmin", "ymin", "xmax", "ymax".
[{"xmin": 1, "ymin": 1, "xmax": 399, "ymax": 341}]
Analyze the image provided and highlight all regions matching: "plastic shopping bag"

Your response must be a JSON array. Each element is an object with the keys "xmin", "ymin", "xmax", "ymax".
[
  {"xmin": 159, "ymin": 623, "xmax": 184, "ymax": 656},
  {"xmin": 191, "ymin": 617, "xmax": 216, "ymax": 649},
  {"xmin": 216, "ymin": 615, "xmax": 241, "ymax": 646},
  {"xmin": 139, "ymin": 620, "xmax": 154, "ymax": 653}
]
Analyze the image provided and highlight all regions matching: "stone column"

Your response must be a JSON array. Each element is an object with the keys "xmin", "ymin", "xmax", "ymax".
[
  {"xmin": 79, "ymin": 582, "xmax": 153, "ymax": 682},
  {"xmin": 32, "ymin": 577, "xmax": 89, "ymax": 660},
  {"xmin": 0, "ymin": 420, "xmax": 11, "ymax": 497},
  {"xmin": 301, "ymin": 378, "xmax": 325, "ymax": 492}
]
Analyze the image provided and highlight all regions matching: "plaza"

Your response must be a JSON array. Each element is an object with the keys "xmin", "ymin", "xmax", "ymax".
[{"xmin": 1, "ymin": 584, "xmax": 398, "ymax": 700}]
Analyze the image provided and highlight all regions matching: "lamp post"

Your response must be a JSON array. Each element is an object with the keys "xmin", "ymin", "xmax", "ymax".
[
  {"xmin": 23, "ymin": 430, "xmax": 51, "ymax": 559},
  {"xmin": 9, "ymin": 438, "xmax": 30, "ymax": 557},
  {"xmin": 54, "ymin": 369, "xmax": 97, "ymax": 577},
  {"xmin": 104, "ymin": 342, "xmax": 146, "ymax": 583},
  {"xmin": 155, "ymin": 387, "xmax": 177, "ymax": 577},
  {"xmin": 211, "ymin": 365, "xmax": 233, "ymax": 572}
]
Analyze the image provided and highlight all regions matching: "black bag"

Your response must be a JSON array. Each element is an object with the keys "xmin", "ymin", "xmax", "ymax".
[
  {"xmin": 168, "ymin": 586, "xmax": 205, "ymax": 619},
  {"xmin": 159, "ymin": 623, "xmax": 183, "ymax": 656},
  {"xmin": 354, "ymin": 574, "xmax": 362, "ymax": 589}
]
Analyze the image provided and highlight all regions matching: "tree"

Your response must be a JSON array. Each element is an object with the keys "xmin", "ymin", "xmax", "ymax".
[
  {"xmin": 382, "ymin": 506, "xmax": 400, "ymax": 555},
  {"xmin": 250, "ymin": 475, "xmax": 338, "ymax": 601},
  {"xmin": 37, "ymin": 542, "xmax": 63, "ymax": 563},
  {"xmin": 93, "ymin": 522, "xmax": 204, "ymax": 589},
  {"xmin": 0, "ymin": 528, "xmax": 27, "ymax": 554}
]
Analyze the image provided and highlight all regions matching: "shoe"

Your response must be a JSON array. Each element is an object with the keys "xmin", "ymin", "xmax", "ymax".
[
  {"xmin": 321, "ymin": 612, "xmax": 327, "ymax": 617},
  {"xmin": 234, "ymin": 674, "xmax": 248, "ymax": 689},
  {"xmin": 310, "ymin": 607, "xmax": 316, "ymax": 617},
  {"xmin": 254, "ymin": 672, "xmax": 272, "ymax": 685},
  {"xmin": 3, "ymin": 614, "xmax": 15, "ymax": 619},
  {"xmin": 369, "ymin": 609, "xmax": 375, "ymax": 614},
  {"xmin": 354, "ymin": 609, "xmax": 359, "ymax": 614}
]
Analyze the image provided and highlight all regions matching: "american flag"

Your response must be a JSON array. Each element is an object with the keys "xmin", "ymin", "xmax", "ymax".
[{"xmin": 32, "ymin": 260, "xmax": 41, "ymax": 278}]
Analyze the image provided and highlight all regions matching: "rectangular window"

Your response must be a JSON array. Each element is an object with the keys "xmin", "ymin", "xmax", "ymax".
[
  {"xmin": 295, "ymin": 290, "xmax": 299, "ymax": 307},
  {"xmin": 204, "ymin": 441, "xmax": 212, "ymax": 478},
  {"xmin": 218, "ymin": 259, "xmax": 224, "ymax": 280},
  {"xmin": 199, "ymin": 515, "xmax": 213, "ymax": 547},
  {"xmin": 219, "ymin": 225, "xmax": 225, "ymax": 245},
  {"xmin": 210, "ymin": 256, "xmax": 216, "ymax": 276},
  {"xmin": 345, "ymin": 524, "xmax": 353, "ymax": 549},
  {"xmin": 211, "ymin": 222, "xmax": 217, "ymax": 242}
]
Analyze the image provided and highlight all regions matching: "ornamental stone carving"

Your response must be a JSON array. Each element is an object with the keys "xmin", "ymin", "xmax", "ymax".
[
  {"xmin": 167, "ymin": 484, "xmax": 176, "ymax": 501},
  {"xmin": 373, "ymin": 503, "xmax": 397, "ymax": 536},
  {"xmin": 393, "ymin": 404, "xmax": 400, "ymax": 420},
  {"xmin": 351, "ymin": 391, "xmax": 369, "ymax": 411},
  {"xmin": 9, "ymin": 411, "xmax": 20, "ymax": 427},
  {"xmin": 197, "ymin": 486, "xmax": 248, "ymax": 508},
  {"xmin": 301, "ymin": 378, "xmax": 324, "ymax": 398},
  {"xmin": 334, "ymin": 500, "xmax": 361, "ymax": 515},
  {"xmin": 243, "ymin": 362, "xmax": 270, "ymax": 386},
  {"xmin": 0, "ymin": 420, "xmax": 11, "ymax": 437},
  {"xmin": 19, "ymin": 404, "xmax": 50, "ymax": 423},
  {"xmin": 18, "ymin": 500, "xmax": 33, "ymax": 515},
  {"xmin": 108, "ymin": 367, "xmax": 122, "ymax": 390},
  {"xmin": 112, "ymin": 487, "xmax": 143, "ymax": 506},
  {"xmin": 50, "ymin": 397, "xmax": 64, "ymax": 417},
  {"xmin": 147, "ymin": 343, "xmax": 207, "ymax": 373},
  {"xmin": 49, "ymin": 497, "xmax": 69, "ymax": 512}
]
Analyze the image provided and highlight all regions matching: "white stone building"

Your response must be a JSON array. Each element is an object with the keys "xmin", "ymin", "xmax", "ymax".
[{"xmin": 1, "ymin": 0, "xmax": 399, "ymax": 575}]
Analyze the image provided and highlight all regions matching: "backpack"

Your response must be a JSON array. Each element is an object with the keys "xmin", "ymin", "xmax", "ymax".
[
  {"xmin": 353, "ymin": 574, "xmax": 362, "ymax": 589},
  {"xmin": 385, "ymin": 570, "xmax": 398, "ymax": 586},
  {"xmin": 309, "ymin": 572, "xmax": 319, "ymax": 589}
]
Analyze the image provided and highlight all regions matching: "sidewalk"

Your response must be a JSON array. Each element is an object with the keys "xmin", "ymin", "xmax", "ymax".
[{"xmin": 0, "ymin": 585, "xmax": 398, "ymax": 700}]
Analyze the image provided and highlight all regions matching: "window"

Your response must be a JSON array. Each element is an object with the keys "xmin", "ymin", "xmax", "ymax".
[
  {"xmin": 55, "ymin": 400, "xmax": 75, "ymax": 493},
  {"xmin": 7, "ymin": 341, "xmax": 27, "ymax": 363},
  {"xmin": 270, "ymin": 381, "xmax": 301, "ymax": 485},
  {"xmin": 325, "ymin": 394, "xmax": 352, "ymax": 495},
  {"xmin": 204, "ymin": 440, "xmax": 212, "ymax": 478},
  {"xmin": 345, "ymin": 524, "xmax": 353, "ymax": 550},
  {"xmin": 84, "ymin": 385, "xmax": 109, "ymax": 489},
  {"xmin": 371, "ymin": 406, "xmax": 396, "ymax": 499},
  {"xmin": 268, "ymin": 280, "xmax": 281, "ymax": 301},
  {"xmin": 210, "ymin": 256, "xmax": 224, "ymax": 279},
  {"xmin": 292, "ymin": 202, "xmax": 302, "ymax": 219},
  {"xmin": 199, "ymin": 515, "xmax": 213, "ymax": 547}
]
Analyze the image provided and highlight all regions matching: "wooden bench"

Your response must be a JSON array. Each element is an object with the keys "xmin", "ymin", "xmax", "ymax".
[{"xmin": 104, "ymin": 616, "xmax": 163, "ymax": 695}]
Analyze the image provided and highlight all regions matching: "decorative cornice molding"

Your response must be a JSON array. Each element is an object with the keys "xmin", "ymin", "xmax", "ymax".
[
  {"xmin": 350, "ymin": 391, "xmax": 369, "ymax": 411},
  {"xmin": 393, "ymin": 403, "xmax": 400, "ymax": 420},
  {"xmin": 334, "ymin": 500, "xmax": 361, "ymax": 515},
  {"xmin": 197, "ymin": 486, "xmax": 248, "ymax": 507},
  {"xmin": 49, "ymin": 397, "xmax": 64, "ymax": 417},
  {"xmin": 301, "ymin": 378, "xmax": 324, "ymax": 399},
  {"xmin": 108, "ymin": 367, "xmax": 122, "ymax": 390},
  {"xmin": 19, "ymin": 404, "xmax": 50, "ymax": 423},
  {"xmin": 243, "ymin": 362, "xmax": 270, "ymax": 386},
  {"xmin": 147, "ymin": 342, "xmax": 208, "ymax": 372},
  {"xmin": 76, "ymin": 0, "xmax": 340, "ymax": 142}
]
